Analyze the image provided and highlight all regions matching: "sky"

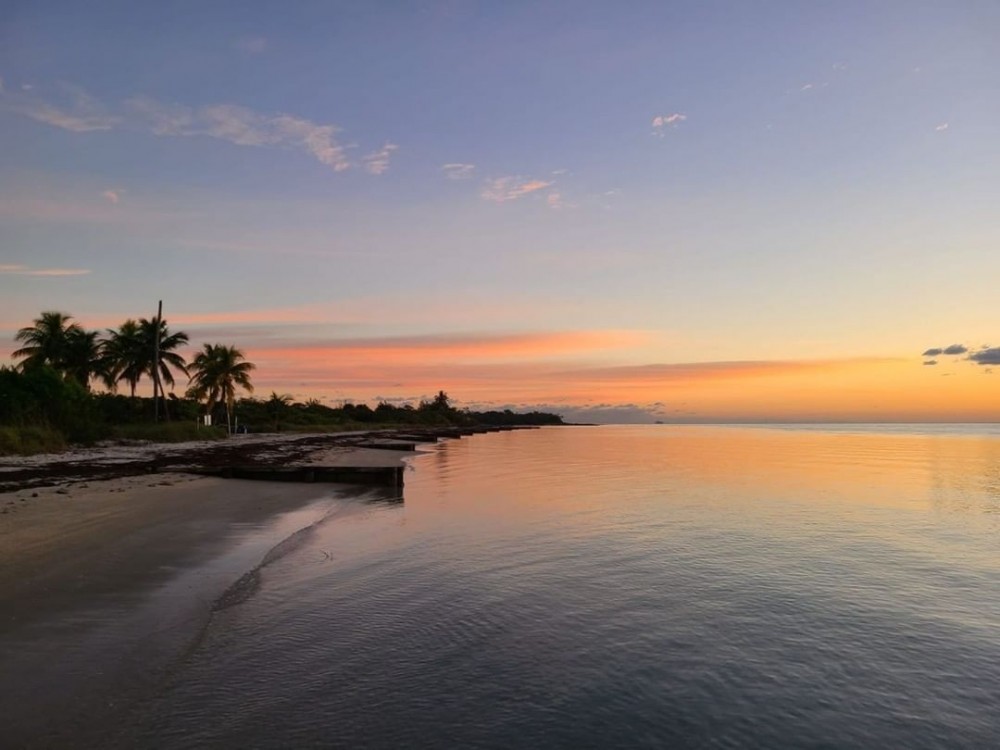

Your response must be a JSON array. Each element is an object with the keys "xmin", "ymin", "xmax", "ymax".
[{"xmin": 1, "ymin": 0, "xmax": 999, "ymax": 422}]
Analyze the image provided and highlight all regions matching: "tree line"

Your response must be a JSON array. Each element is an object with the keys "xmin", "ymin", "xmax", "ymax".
[
  {"xmin": 11, "ymin": 310, "xmax": 254, "ymax": 422},
  {"xmin": 1, "ymin": 310, "xmax": 563, "ymax": 453}
]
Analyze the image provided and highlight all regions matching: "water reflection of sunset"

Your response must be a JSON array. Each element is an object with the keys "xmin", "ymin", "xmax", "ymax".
[{"xmin": 407, "ymin": 427, "xmax": 1000, "ymax": 529}]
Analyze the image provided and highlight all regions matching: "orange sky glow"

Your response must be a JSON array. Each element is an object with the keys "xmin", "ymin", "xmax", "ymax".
[
  {"xmin": 3, "ymin": 2, "xmax": 998, "ymax": 423},
  {"xmin": 2, "ymin": 315, "xmax": 996, "ymax": 421}
]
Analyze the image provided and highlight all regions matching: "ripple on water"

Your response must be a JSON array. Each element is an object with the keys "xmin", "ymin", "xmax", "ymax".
[{"xmin": 124, "ymin": 426, "xmax": 1000, "ymax": 748}]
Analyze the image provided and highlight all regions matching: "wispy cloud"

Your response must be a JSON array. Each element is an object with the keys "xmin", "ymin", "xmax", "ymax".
[
  {"xmin": 0, "ymin": 264, "xmax": 90, "ymax": 277},
  {"xmin": 258, "ymin": 330, "xmax": 647, "ymax": 360},
  {"xmin": 1, "ymin": 83, "xmax": 118, "ymax": 132},
  {"xmin": 481, "ymin": 176, "xmax": 554, "ymax": 203},
  {"xmin": 3, "ymin": 83, "xmax": 379, "ymax": 172},
  {"xmin": 159, "ymin": 291, "xmax": 585, "ymax": 333},
  {"xmin": 101, "ymin": 189, "xmax": 120, "ymax": 205},
  {"xmin": 245, "ymin": 330, "xmax": 650, "ymax": 394},
  {"xmin": 935, "ymin": 122, "xmax": 949, "ymax": 131},
  {"xmin": 786, "ymin": 79, "xmax": 829, "ymax": 95},
  {"xmin": 651, "ymin": 112, "xmax": 686, "ymax": 136},
  {"xmin": 441, "ymin": 163, "xmax": 475, "ymax": 180},
  {"xmin": 127, "ymin": 98, "xmax": 352, "ymax": 171},
  {"xmin": 362, "ymin": 143, "xmax": 398, "ymax": 175},
  {"xmin": 553, "ymin": 358, "xmax": 889, "ymax": 385}
]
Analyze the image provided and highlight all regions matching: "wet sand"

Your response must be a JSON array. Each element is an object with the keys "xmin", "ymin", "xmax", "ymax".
[
  {"xmin": 0, "ymin": 441, "xmax": 413, "ymax": 748},
  {"xmin": 0, "ymin": 473, "xmax": 351, "ymax": 630}
]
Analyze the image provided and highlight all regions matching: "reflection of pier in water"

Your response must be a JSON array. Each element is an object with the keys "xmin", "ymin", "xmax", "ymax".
[{"xmin": 197, "ymin": 464, "xmax": 405, "ymax": 487}]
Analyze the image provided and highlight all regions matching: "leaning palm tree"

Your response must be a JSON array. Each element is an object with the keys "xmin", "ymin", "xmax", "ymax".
[
  {"xmin": 12, "ymin": 311, "xmax": 82, "ymax": 373},
  {"xmin": 186, "ymin": 344, "xmax": 255, "ymax": 432},
  {"xmin": 138, "ymin": 317, "xmax": 189, "ymax": 394}
]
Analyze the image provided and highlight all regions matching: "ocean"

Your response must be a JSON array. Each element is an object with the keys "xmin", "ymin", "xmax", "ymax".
[{"xmin": 20, "ymin": 425, "xmax": 1000, "ymax": 747}]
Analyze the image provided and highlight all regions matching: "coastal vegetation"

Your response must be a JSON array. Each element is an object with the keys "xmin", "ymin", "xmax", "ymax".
[
  {"xmin": 186, "ymin": 343, "xmax": 256, "ymax": 430},
  {"xmin": 1, "ymin": 310, "xmax": 564, "ymax": 455}
]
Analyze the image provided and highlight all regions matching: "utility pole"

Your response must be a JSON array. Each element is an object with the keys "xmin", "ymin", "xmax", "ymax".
[{"xmin": 153, "ymin": 300, "xmax": 162, "ymax": 423}]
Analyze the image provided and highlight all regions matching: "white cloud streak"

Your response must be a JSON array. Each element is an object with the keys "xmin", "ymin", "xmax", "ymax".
[
  {"xmin": 2, "ymin": 83, "xmax": 118, "ymax": 132},
  {"xmin": 127, "ymin": 97, "xmax": 353, "ymax": 171},
  {"xmin": 2, "ymin": 83, "xmax": 379, "ymax": 172},
  {"xmin": 0, "ymin": 264, "xmax": 91, "ymax": 277},
  {"xmin": 441, "ymin": 163, "xmax": 476, "ymax": 180}
]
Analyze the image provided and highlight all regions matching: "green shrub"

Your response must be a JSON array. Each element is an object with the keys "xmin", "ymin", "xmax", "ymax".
[{"xmin": 0, "ymin": 425, "xmax": 67, "ymax": 455}]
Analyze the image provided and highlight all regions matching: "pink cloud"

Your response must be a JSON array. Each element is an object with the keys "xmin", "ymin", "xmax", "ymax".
[
  {"xmin": 481, "ymin": 176, "xmax": 554, "ymax": 203},
  {"xmin": 652, "ymin": 113, "xmax": 686, "ymax": 133},
  {"xmin": 0, "ymin": 264, "xmax": 90, "ymax": 277},
  {"xmin": 251, "ymin": 330, "xmax": 649, "ymax": 365},
  {"xmin": 362, "ymin": 143, "xmax": 399, "ymax": 175}
]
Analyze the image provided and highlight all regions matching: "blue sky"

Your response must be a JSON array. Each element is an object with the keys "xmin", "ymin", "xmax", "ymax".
[{"xmin": 2, "ymin": 1, "xmax": 999, "ymax": 420}]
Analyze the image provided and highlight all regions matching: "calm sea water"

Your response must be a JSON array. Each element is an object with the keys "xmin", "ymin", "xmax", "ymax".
[{"xmin": 106, "ymin": 426, "xmax": 1000, "ymax": 746}]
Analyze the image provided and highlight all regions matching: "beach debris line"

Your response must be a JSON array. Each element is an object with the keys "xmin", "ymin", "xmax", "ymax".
[{"xmin": 0, "ymin": 425, "xmax": 539, "ymax": 493}]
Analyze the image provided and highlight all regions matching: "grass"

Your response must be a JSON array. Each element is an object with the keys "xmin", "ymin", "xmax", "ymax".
[
  {"xmin": 0, "ymin": 425, "xmax": 68, "ymax": 456},
  {"xmin": 105, "ymin": 422, "xmax": 228, "ymax": 443}
]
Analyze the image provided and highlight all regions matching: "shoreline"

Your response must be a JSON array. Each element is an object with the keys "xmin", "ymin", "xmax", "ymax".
[
  {"xmin": 0, "ymin": 426, "xmax": 539, "ymax": 745},
  {"xmin": 0, "ymin": 431, "xmax": 427, "ymax": 746},
  {"xmin": 0, "ymin": 425, "xmax": 536, "ymax": 493}
]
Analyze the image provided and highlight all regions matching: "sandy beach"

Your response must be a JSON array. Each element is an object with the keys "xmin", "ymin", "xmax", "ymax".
[{"xmin": 0, "ymin": 434, "xmax": 415, "ymax": 747}]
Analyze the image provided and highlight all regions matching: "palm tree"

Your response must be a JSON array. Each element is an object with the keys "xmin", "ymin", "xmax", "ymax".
[
  {"xmin": 187, "ymin": 344, "xmax": 255, "ymax": 431},
  {"xmin": 266, "ymin": 391, "xmax": 294, "ymax": 431},
  {"xmin": 138, "ymin": 317, "xmax": 189, "ymax": 394},
  {"xmin": 62, "ymin": 328, "xmax": 105, "ymax": 391},
  {"xmin": 12, "ymin": 311, "xmax": 82, "ymax": 372},
  {"xmin": 103, "ymin": 319, "xmax": 146, "ymax": 396},
  {"xmin": 103, "ymin": 318, "xmax": 189, "ymax": 400}
]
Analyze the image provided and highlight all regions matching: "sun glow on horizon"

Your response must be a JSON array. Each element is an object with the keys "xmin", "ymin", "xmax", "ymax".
[{"xmin": 1, "ymin": 3, "xmax": 998, "ymax": 422}]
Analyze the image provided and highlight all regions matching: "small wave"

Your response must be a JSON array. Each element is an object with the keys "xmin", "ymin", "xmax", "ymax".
[{"xmin": 211, "ymin": 488, "xmax": 394, "ymax": 612}]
